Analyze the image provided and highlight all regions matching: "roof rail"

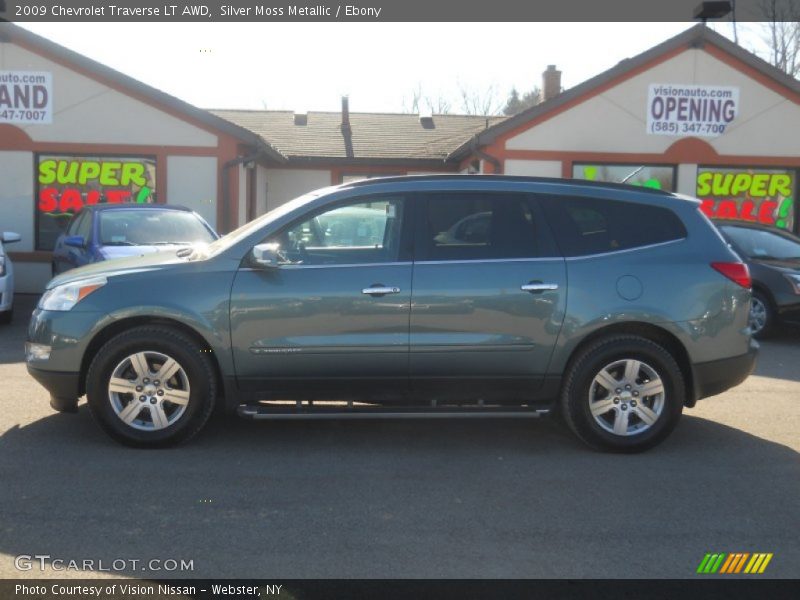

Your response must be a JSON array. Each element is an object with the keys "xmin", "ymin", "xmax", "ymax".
[{"xmin": 341, "ymin": 174, "xmax": 674, "ymax": 196}]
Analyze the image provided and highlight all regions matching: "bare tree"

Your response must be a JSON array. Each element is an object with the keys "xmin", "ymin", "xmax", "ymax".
[
  {"xmin": 401, "ymin": 83, "xmax": 506, "ymax": 116},
  {"xmin": 758, "ymin": 0, "xmax": 800, "ymax": 77},
  {"xmin": 402, "ymin": 83, "xmax": 452, "ymax": 115},
  {"xmin": 457, "ymin": 83, "xmax": 503, "ymax": 116}
]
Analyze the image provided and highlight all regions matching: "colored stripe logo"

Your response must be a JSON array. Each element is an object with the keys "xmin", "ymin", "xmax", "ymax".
[{"xmin": 696, "ymin": 552, "xmax": 773, "ymax": 574}]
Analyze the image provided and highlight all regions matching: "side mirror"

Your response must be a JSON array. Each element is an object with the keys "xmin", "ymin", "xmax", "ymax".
[
  {"xmin": 251, "ymin": 242, "xmax": 282, "ymax": 268},
  {"xmin": 1, "ymin": 232, "xmax": 21, "ymax": 244},
  {"xmin": 64, "ymin": 235, "xmax": 86, "ymax": 248}
]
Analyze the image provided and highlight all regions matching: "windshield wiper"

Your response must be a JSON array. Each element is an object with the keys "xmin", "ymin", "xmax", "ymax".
[
  {"xmin": 148, "ymin": 241, "xmax": 193, "ymax": 245},
  {"xmin": 103, "ymin": 241, "xmax": 138, "ymax": 246}
]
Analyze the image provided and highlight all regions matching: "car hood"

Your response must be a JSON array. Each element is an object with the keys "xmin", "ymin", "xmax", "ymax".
[
  {"xmin": 99, "ymin": 244, "xmax": 191, "ymax": 261},
  {"xmin": 47, "ymin": 249, "xmax": 192, "ymax": 289},
  {"xmin": 752, "ymin": 257, "xmax": 800, "ymax": 272}
]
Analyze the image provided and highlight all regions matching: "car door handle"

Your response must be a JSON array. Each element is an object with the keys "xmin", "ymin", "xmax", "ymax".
[
  {"xmin": 362, "ymin": 286, "xmax": 401, "ymax": 296},
  {"xmin": 521, "ymin": 282, "xmax": 559, "ymax": 293}
]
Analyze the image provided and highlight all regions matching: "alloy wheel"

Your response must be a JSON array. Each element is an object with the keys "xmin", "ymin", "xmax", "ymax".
[
  {"xmin": 749, "ymin": 297, "xmax": 767, "ymax": 335},
  {"xmin": 588, "ymin": 358, "xmax": 665, "ymax": 436},
  {"xmin": 107, "ymin": 351, "xmax": 191, "ymax": 431}
]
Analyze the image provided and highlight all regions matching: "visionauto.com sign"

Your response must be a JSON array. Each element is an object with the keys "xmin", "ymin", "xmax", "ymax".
[
  {"xmin": 0, "ymin": 71, "xmax": 52, "ymax": 124},
  {"xmin": 647, "ymin": 84, "xmax": 738, "ymax": 137}
]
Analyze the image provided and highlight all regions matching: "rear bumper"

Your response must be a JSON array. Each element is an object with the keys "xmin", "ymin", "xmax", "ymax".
[
  {"xmin": 27, "ymin": 365, "xmax": 81, "ymax": 399},
  {"xmin": 692, "ymin": 339, "xmax": 758, "ymax": 402}
]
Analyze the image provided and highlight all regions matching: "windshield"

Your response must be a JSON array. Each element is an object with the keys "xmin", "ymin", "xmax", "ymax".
[
  {"xmin": 721, "ymin": 225, "xmax": 800, "ymax": 260},
  {"xmin": 99, "ymin": 209, "xmax": 215, "ymax": 246},
  {"xmin": 205, "ymin": 189, "xmax": 328, "ymax": 256}
]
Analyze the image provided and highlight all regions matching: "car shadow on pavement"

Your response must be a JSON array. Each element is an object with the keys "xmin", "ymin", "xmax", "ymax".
[
  {"xmin": 752, "ymin": 325, "xmax": 800, "ymax": 383},
  {"xmin": 1, "ymin": 405, "xmax": 798, "ymax": 579}
]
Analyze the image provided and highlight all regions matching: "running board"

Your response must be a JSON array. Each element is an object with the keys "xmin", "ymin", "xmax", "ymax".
[{"xmin": 237, "ymin": 405, "xmax": 550, "ymax": 420}]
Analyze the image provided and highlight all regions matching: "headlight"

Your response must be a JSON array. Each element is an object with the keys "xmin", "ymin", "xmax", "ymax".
[
  {"xmin": 785, "ymin": 273, "xmax": 800, "ymax": 295},
  {"xmin": 39, "ymin": 277, "xmax": 107, "ymax": 311}
]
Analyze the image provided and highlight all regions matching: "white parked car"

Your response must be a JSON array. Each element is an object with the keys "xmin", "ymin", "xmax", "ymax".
[{"xmin": 0, "ymin": 231, "xmax": 21, "ymax": 324}]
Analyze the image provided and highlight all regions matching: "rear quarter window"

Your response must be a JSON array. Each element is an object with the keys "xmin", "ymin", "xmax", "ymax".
[{"xmin": 541, "ymin": 196, "xmax": 687, "ymax": 257}]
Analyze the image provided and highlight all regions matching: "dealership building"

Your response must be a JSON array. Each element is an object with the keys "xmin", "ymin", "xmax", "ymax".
[{"xmin": 1, "ymin": 23, "xmax": 798, "ymax": 292}]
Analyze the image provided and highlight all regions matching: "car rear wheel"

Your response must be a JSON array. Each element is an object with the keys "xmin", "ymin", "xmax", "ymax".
[
  {"xmin": 560, "ymin": 335, "xmax": 684, "ymax": 453},
  {"xmin": 749, "ymin": 291, "xmax": 774, "ymax": 339},
  {"xmin": 86, "ymin": 326, "xmax": 216, "ymax": 447}
]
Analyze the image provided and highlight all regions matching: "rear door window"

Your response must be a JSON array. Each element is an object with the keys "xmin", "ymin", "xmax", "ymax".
[
  {"xmin": 541, "ymin": 196, "xmax": 687, "ymax": 257},
  {"xmin": 418, "ymin": 193, "xmax": 555, "ymax": 261}
]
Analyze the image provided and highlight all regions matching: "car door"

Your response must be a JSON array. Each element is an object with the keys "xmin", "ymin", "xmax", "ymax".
[
  {"xmin": 229, "ymin": 194, "xmax": 413, "ymax": 398},
  {"xmin": 71, "ymin": 209, "xmax": 94, "ymax": 268},
  {"xmin": 53, "ymin": 210, "xmax": 88, "ymax": 274},
  {"xmin": 409, "ymin": 192, "xmax": 567, "ymax": 399}
]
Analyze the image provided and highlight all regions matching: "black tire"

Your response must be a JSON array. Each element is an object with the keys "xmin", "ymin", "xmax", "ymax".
[
  {"xmin": 749, "ymin": 290, "xmax": 775, "ymax": 339},
  {"xmin": 86, "ymin": 326, "xmax": 216, "ymax": 448},
  {"xmin": 0, "ymin": 309, "xmax": 12, "ymax": 325},
  {"xmin": 560, "ymin": 335, "xmax": 684, "ymax": 453}
]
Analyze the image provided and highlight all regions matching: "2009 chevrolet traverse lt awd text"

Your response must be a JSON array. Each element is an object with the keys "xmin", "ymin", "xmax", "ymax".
[{"xmin": 26, "ymin": 176, "xmax": 758, "ymax": 451}]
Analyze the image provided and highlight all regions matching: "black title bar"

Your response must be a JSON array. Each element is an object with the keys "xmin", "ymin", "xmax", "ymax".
[
  {"xmin": 0, "ymin": 0, "xmax": 784, "ymax": 22},
  {"xmin": 3, "ymin": 579, "xmax": 800, "ymax": 600}
]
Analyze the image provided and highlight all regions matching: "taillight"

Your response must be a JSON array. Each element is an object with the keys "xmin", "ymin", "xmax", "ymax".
[{"xmin": 711, "ymin": 262, "xmax": 751, "ymax": 288}]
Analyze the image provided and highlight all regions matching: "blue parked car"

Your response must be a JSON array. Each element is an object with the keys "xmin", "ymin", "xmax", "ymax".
[{"xmin": 52, "ymin": 204, "xmax": 218, "ymax": 276}]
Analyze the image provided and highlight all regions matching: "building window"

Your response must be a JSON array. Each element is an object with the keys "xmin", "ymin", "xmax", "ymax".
[
  {"xmin": 696, "ymin": 167, "xmax": 796, "ymax": 232},
  {"xmin": 36, "ymin": 154, "xmax": 157, "ymax": 251},
  {"xmin": 572, "ymin": 163, "xmax": 676, "ymax": 192}
]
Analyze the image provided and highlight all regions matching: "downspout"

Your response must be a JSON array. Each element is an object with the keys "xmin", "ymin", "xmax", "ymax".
[
  {"xmin": 469, "ymin": 134, "xmax": 502, "ymax": 174},
  {"xmin": 221, "ymin": 151, "xmax": 262, "ymax": 233}
]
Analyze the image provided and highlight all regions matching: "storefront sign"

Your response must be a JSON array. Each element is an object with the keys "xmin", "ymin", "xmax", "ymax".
[
  {"xmin": 647, "ymin": 84, "xmax": 738, "ymax": 138},
  {"xmin": 0, "ymin": 71, "xmax": 53, "ymax": 124},
  {"xmin": 36, "ymin": 154, "xmax": 157, "ymax": 250},
  {"xmin": 697, "ymin": 168, "xmax": 795, "ymax": 230}
]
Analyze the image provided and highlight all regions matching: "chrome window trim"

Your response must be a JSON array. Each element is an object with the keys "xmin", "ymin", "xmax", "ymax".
[
  {"xmin": 238, "ymin": 239, "xmax": 684, "ymax": 269},
  {"xmin": 240, "ymin": 261, "xmax": 412, "ymax": 271},
  {"xmin": 564, "ymin": 238, "xmax": 686, "ymax": 261},
  {"xmin": 414, "ymin": 257, "xmax": 561, "ymax": 265}
]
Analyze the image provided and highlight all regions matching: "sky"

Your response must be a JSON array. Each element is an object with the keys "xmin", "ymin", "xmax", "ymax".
[{"xmin": 18, "ymin": 21, "xmax": 771, "ymax": 115}]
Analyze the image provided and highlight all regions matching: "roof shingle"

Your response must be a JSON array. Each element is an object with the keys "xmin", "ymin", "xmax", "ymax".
[{"xmin": 210, "ymin": 109, "xmax": 506, "ymax": 161}]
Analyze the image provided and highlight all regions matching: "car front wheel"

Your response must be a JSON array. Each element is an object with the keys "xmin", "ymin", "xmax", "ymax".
[
  {"xmin": 561, "ymin": 335, "xmax": 684, "ymax": 453},
  {"xmin": 86, "ymin": 326, "xmax": 216, "ymax": 447}
]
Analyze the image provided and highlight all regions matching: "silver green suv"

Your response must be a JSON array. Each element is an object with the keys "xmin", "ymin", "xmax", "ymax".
[{"xmin": 26, "ymin": 176, "xmax": 757, "ymax": 452}]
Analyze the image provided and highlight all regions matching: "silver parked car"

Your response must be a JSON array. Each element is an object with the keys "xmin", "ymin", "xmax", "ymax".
[{"xmin": 0, "ymin": 231, "xmax": 21, "ymax": 324}]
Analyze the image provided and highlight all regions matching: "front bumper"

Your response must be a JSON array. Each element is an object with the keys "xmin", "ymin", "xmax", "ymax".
[
  {"xmin": 26, "ymin": 307, "xmax": 110, "ymax": 400},
  {"xmin": 776, "ymin": 300, "xmax": 800, "ymax": 326},
  {"xmin": 0, "ymin": 274, "xmax": 13, "ymax": 312},
  {"xmin": 692, "ymin": 338, "xmax": 759, "ymax": 402},
  {"xmin": 27, "ymin": 364, "xmax": 82, "ymax": 399}
]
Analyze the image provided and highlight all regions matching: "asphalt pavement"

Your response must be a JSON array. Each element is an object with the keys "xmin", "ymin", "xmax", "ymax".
[{"xmin": 1, "ymin": 294, "xmax": 798, "ymax": 579}]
